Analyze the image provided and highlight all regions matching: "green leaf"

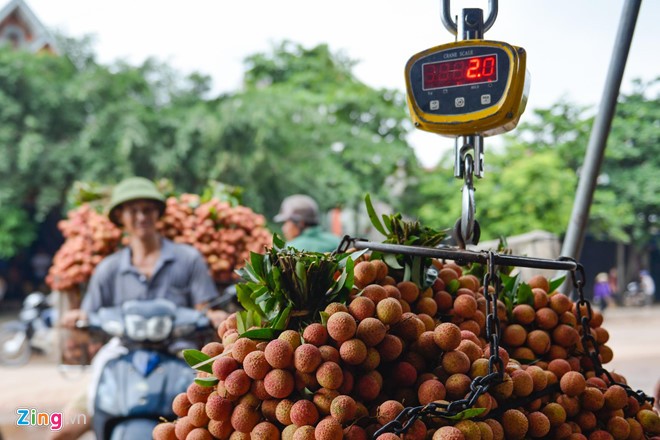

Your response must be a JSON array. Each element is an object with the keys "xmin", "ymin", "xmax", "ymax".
[
  {"xmin": 503, "ymin": 295, "xmax": 514, "ymax": 316},
  {"xmin": 182, "ymin": 349, "xmax": 213, "ymax": 374},
  {"xmin": 447, "ymin": 279, "xmax": 460, "ymax": 295},
  {"xmin": 549, "ymin": 275, "xmax": 566, "ymax": 293},
  {"xmin": 383, "ymin": 253, "xmax": 403, "ymax": 270},
  {"xmin": 194, "ymin": 377, "xmax": 219, "ymax": 387},
  {"xmin": 319, "ymin": 311, "xmax": 330, "ymax": 326},
  {"xmin": 241, "ymin": 328, "xmax": 280, "ymax": 340},
  {"xmin": 365, "ymin": 193, "xmax": 387, "ymax": 235},
  {"xmin": 403, "ymin": 263, "xmax": 411, "ymax": 282},
  {"xmin": 250, "ymin": 252, "xmax": 265, "ymax": 276},
  {"xmin": 236, "ymin": 311, "xmax": 247, "ymax": 334},
  {"xmin": 517, "ymin": 282, "xmax": 535, "ymax": 306},
  {"xmin": 411, "ymin": 256, "xmax": 422, "ymax": 286},
  {"xmin": 272, "ymin": 233, "xmax": 286, "ymax": 251},
  {"xmin": 444, "ymin": 407, "xmax": 487, "ymax": 421},
  {"xmin": 273, "ymin": 306, "xmax": 292, "ymax": 330}
]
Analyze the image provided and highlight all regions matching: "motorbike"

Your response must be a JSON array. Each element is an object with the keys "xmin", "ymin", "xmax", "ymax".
[
  {"xmin": 622, "ymin": 281, "xmax": 654, "ymax": 307},
  {"xmin": 83, "ymin": 298, "xmax": 211, "ymax": 440},
  {"xmin": 0, "ymin": 291, "xmax": 57, "ymax": 366}
]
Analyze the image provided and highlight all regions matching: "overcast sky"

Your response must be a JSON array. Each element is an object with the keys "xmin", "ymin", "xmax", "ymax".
[{"xmin": 26, "ymin": 0, "xmax": 660, "ymax": 167}]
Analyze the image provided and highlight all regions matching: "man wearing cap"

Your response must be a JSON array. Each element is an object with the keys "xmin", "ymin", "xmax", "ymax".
[
  {"xmin": 55, "ymin": 177, "xmax": 222, "ymax": 440},
  {"xmin": 61, "ymin": 177, "xmax": 221, "ymax": 326},
  {"xmin": 274, "ymin": 194, "xmax": 340, "ymax": 253}
]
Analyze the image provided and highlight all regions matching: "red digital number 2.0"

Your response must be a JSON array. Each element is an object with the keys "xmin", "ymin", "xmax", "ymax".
[{"xmin": 422, "ymin": 54, "xmax": 497, "ymax": 90}]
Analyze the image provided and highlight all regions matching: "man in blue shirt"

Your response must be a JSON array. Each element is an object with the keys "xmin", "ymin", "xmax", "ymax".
[
  {"xmin": 274, "ymin": 194, "xmax": 340, "ymax": 253},
  {"xmin": 55, "ymin": 177, "xmax": 223, "ymax": 440}
]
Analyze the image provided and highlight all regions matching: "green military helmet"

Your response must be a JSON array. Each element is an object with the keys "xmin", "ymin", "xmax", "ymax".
[{"xmin": 107, "ymin": 177, "xmax": 166, "ymax": 226}]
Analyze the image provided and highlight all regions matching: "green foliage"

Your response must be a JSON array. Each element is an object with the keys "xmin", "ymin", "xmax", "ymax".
[
  {"xmin": 0, "ymin": 207, "xmax": 36, "ymax": 259},
  {"xmin": 365, "ymin": 193, "xmax": 447, "ymax": 287},
  {"xmin": 0, "ymin": 38, "xmax": 417, "ymax": 258},
  {"xmin": 234, "ymin": 235, "xmax": 355, "ymax": 334}
]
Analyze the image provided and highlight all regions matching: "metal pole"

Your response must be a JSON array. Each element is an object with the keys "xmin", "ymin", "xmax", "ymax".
[{"xmin": 560, "ymin": 0, "xmax": 642, "ymax": 261}]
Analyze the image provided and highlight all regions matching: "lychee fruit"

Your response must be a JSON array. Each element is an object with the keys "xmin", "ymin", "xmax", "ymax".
[
  {"xmin": 376, "ymin": 297, "xmax": 403, "ymax": 325},
  {"xmin": 362, "ymin": 284, "xmax": 388, "ymax": 304},
  {"xmin": 186, "ymin": 427, "xmax": 213, "ymax": 440},
  {"xmin": 302, "ymin": 322, "xmax": 328, "ymax": 346},
  {"xmin": 315, "ymin": 417, "xmax": 343, "ymax": 440},
  {"xmin": 433, "ymin": 426, "xmax": 466, "ymax": 440},
  {"xmin": 251, "ymin": 421, "xmax": 280, "ymax": 439},
  {"xmin": 418, "ymin": 378, "xmax": 447, "ymax": 405},
  {"xmin": 290, "ymin": 399, "xmax": 319, "ymax": 426},
  {"xmin": 535, "ymin": 307, "xmax": 559, "ymax": 330},
  {"xmin": 224, "ymin": 369, "xmax": 251, "ymax": 397},
  {"xmin": 172, "ymin": 392, "xmax": 192, "ymax": 417},
  {"xmin": 242, "ymin": 350, "xmax": 271, "ymax": 380},
  {"xmin": 434, "ymin": 322, "xmax": 462, "ymax": 351},
  {"xmin": 503, "ymin": 324, "xmax": 527, "ymax": 347},
  {"xmin": 377, "ymin": 334, "xmax": 404, "ymax": 362},
  {"xmin": 502, "ymin": 409, "xmax": 529, "ymax": 440},
  {"xmin": 606, "ymin": 416, "xmax": 631, "ymax": 440},
  {"xmin": 340, "ymin": 338, "xmax": 368, "ymax": 365},
  {"xmin": 455, "ymin": 420, "xmax": 481, "ymax": 440},
  {"xmin": 580, "ymin": 387, "xmax": 605, "ymax": 411},
  {"xmin": 212, "ymin": 356, "xmax": 239, "ymax": 381},
  {"xmin": 201, "ymin": 342, "xmax": 224, "ymax": 357},
  {"xmin": 445, "ymin": 373, "xmax": 471, "ymax": 400},
  {"xmin": 326, "ymin": 311, "xmax": 357, "ymax": 343},
  {"xmin": 356, "ymin": 317, "xmax": 387, "ymax": 347},
  {"xmin": 187, "ymin": 382, "xmax": 214, "ymax": 404},
  {"xmin": 604, "ymin": 384, "xmax": 628, "ymax": 410},
  {"xmin": 152, "ymin": 422, "xmax": 176, "ymax": 440},
  {"xmin": 263, "ymin": 368, "xmax": 294, "ymax": 399},
  {"xmin": 454, "ymin": 294, "xmax": 478, "ymax": 319},
  {"xmin": 316, "ymin": 361, "xmax": 344, "ymax": 390},
  {"xmin": 560, "ymin": 371, "xmax": 587, "ymax": 397},
  {"xmin": 397, "ymin": 280, "xmax": 420, "ymax": 303},
  {"xmin": 293, "ymin": 343, "xmax": 322, "ymax": 373},
  {"xmin": 231, "ymin": 337, "xmax": 257, "ymax": 363},
  {"xmin": 264, "ymin": 339, "xmax": 294, "ymax": 369},
  {"xmin": 354, "ymin": 261, "xmax": 377, "ymax": 288},
  {"xmin": 205, "ymin": 393, "xmax": 232, "ymax": 421},
  {"xmin": 528, "ymin": 275, "xmax": 550, "ymax": 292},
  {"xmin": 348, "ymin": 296, "xmax": 376, "ymax": 321},
  {"xmin": 512, "ymin": 304, "xmax": 536, "ymax": 325},
  {"xmin": 511, "ymin": 369, "xmax": 534, "ymax": 397},
  {"xmin": 542, "ymin": 402, "xmax": 567, "ymax": 427},
  {"xmin": 636, "ymin": 409, "xmax": 660, "ymax": 435},
  {"xmin": 442, "ymin": 350, "xmax": 471, "ymax": 375},
  {"xmin": 230, "ymin": 403, "xmax": 261, "ymax": 433}
]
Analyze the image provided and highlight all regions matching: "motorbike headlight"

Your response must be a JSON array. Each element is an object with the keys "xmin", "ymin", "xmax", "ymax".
[
  {"xmin": 124, "ymin": 314, "xmax": 148, "ymax": 341},
  {"xmin": 101, "ymin": 319, "xmax": 124, "ymax": 337},
  {"xmin": 146, "ymin": 316, "xmax": 173, "ymax": 342}
]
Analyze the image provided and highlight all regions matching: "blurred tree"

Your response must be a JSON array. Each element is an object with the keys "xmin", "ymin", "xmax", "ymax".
[
  {"xmin": 416, "ymin": 79, "xmax": 659, "ymax": 247},
  {"xmin": 0, "ymin": 39, "xmax": 418, "ymax": 257}
]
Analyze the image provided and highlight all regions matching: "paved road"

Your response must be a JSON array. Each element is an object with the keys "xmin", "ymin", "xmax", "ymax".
[{"xmin": 0, "ymin": 305, "xmax": 658, "ymax": 440}]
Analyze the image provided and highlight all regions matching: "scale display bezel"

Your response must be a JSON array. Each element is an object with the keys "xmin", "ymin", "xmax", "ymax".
[{"xmin": 405, "ymin": 40, "xmax": 528, "ymax": 137}]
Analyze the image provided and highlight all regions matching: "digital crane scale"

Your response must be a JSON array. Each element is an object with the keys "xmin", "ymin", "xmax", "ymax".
[{"xmin": 405, "ymin": 40, "xmax": 530, "ymax": 137}]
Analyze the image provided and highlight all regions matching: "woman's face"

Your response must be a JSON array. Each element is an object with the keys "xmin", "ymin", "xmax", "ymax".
[{"xmin": 117, "ymin": 199, "xmax": 160, "ymax": 238}]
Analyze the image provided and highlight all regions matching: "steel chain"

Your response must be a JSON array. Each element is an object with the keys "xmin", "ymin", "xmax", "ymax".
[{"xmin": 562, "ymin": 257, "xmax": 654, "ymax": 406}]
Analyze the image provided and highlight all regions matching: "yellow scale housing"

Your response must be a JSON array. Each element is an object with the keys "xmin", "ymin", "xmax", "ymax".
[{"xmin": 405, "ymin": 40, "xmax": 530, "ymax": 137}]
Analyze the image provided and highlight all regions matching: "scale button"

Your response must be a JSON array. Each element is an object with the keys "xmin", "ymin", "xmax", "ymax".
[
  {"xmin": 481, "ymin": 94, "xmax": 491, "ymax": 105},
  {"xmin": 429, "ymin": 100, "xmax": 439, "ymax": 110},
  {"xmin": 455, "ymin": 97, "xmax": 465, "ymax": 108}
]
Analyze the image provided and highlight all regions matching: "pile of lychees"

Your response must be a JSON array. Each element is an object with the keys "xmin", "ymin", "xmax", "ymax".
[{"xmin": 153, "ymin": 256, "xmax": 660, "ymax": 440}]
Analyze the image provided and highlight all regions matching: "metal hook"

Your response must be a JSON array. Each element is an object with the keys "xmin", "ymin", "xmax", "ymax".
[{"xmin": 441, "ymin": 0, "xmax": 498, "ymax": 36}]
